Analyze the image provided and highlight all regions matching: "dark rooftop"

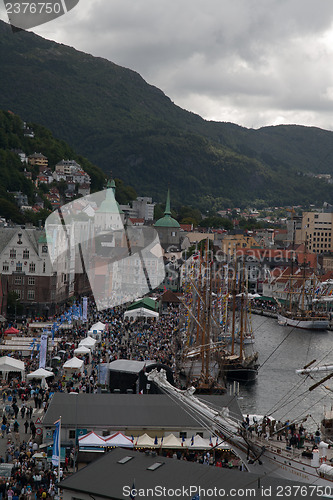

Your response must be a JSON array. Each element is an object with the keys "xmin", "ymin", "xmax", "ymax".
[
  {"xmin": 60, "ymin": 448, "xmax": 322, "ymax": 500},
  {"xmin": 43, "ymin": 393, "xmax": 243, "ymax": 430}
]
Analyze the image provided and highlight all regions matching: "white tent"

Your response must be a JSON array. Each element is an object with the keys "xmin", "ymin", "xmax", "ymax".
[
  {"xmin": 104, "ymin": 432, "xmax": 134, "ymax": 448},
  {"xmin": 124, "ymin": 308, "xmax": 159, "ymax": 320},
  {"xmin": 74, "ymin": 345, "xmax": 91, "ymax": 355},
  {"xmin": 0, "ymin": 356, "xmax": 25, "ymax": 379},
  {"xmin": 78, "ymin": 432, "xmax": 106, "ymax": 447},
  {"xmin": 79, "ymin": 337, "xmax": 97, "ymax": 349},
  {"xmin": 160, "ymin": 434, "xmax": 183, "ymax": 449},
  {"xmin": 63, "ymin": 357, "xmax": 84, "ymax": 370},
  {"xmin": 27, "ymin": 368, "xmax": 54, "ymax": 379},
  {"xmin": 135, "ymin": 433, "xmax": 157, "ymax": 448},
  {"xmin": 185, "ymin": 435, "xmax": 212, "ymax": 450},
  {"xmin": 89, "ymin": 321, "xmax": 105, "ymax": 332},
  {"xmin": 74, "ymin": 345, "xmax": 91, "ymax": 362},
  {"xmin": 184, "ymin": 435, "xmax": 229, "ymax": 450}
]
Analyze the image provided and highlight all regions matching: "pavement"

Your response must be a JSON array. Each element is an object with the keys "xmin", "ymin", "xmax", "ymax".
[{"xmin": 0, "ymin": 399, "xmax": 45, "ymax": 462}]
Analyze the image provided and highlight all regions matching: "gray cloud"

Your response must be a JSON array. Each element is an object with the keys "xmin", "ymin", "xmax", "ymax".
[{"xmin": 2, "ymin": 0, "xmax": 333, "ymax": 129}]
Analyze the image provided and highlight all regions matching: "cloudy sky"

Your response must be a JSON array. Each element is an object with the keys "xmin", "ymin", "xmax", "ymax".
[{"xmin": 2, "ymin": 0, "xmax": 333, "ymax": 130}]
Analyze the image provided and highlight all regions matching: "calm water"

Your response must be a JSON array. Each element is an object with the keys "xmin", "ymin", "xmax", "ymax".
[{"xmin": 236, "ymin": 314, "xmax": 333, "ymax": 432}]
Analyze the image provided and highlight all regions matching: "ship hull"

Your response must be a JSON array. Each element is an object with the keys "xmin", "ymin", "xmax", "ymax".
[
  {"xmin": 225, "ymin": 367, "xmax": 258, "ymax": 382},
  {"xmin": 249, "ymin": 440, "xmax": 333, "ymax": 488},
  {"xmin": 277, "ymin": 313, "xmax": 329, "ymax": 330}
]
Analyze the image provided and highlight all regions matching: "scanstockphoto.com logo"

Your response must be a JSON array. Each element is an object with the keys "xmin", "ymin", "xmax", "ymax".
[
  {"xmin": 45, "ymin": 188, "xmax": 165, "ymax": 312},
  {"xmin": 3, "ymin": 0, "xmax": 79, "ymax": 31}
]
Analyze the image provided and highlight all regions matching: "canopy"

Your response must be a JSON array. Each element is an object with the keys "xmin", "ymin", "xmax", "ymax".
[
  {"xmin": 135, "ymin": 433, "xmax": 156, "ymax": 448},
  {"xmin": 0, "ymin": 356, "xmax": 25, "ymax": 374},
  {"xmin": 27, "ymin": 368, "xmax": 54, "ymax": 379},
  {"xmin": 89, "ymin": 321, "xmax": 105, "ymax": 332},
  {"xmin": 63, "ymin": 357, "xmax": 84, "ymax": 370},
  {"xmin": 104, "ymin": 432, "xmax": 134, "ymax": 448},
  {"xmin": 74, "ymin": 346, "xmax": 91, "ymax": 355},
  {"xmin": 185, "ymin": 435, "xmax": 230, "ymax": 450},
  {"xmin": 160, "ymin": 434, "xmax": 182, "ymax": 449},
  {"xmin": 79, "ymin": 337, "xmax": 97, "ymax": 347},
  {"xmin": 185, "ymin": 435, "xmax": 212, "ymax": 450},
  {"xmin": 78, "ymin": 432, "xmax": 106, "ymax": 447},
  {"xmin": 4, "ymin": 327, "xmax": 19, "ymax": 334},
  {"xmin": 124, "ymin": 307, "xmax": 159, "ymax": 320}
]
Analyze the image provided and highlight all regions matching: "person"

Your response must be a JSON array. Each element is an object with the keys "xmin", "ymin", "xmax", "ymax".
[
  {"xmin": 314, "ymin": 429, "xmax": 321, "ymax": 445},
  {"xmin": 24, "ymin": 420, "xmax": 29, "ymax": 434},
  {"xmin": 7, "ymin": 486, "xmax": 14, "ymax": 500},
  {"xmin": 276, "ymin": 420, "xmax": 283, "ymax": 441}
]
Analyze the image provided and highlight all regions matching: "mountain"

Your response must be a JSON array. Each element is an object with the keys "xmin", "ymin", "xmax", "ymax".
[
  {"xmin": 1, "ymin": 19, "xmax": 333, "ymax": 210},
  {"xmin": 0, "ymin": 109, "xmax": 110, "ymax": 223}
]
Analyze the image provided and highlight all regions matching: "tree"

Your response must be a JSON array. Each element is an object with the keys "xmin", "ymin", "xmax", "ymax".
[{"xmin": 7, "ymin": 291, "xmax": 23, "ymax": 319}]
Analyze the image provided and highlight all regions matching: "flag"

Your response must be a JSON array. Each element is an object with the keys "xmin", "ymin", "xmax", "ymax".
[
  {"xmin": 39, "ymin": 334, "xmax": 48, "ymax": 369},
  {"xmin": 191, "ymin": 435, "xmax": 194, "ymax": 446},
  {"xmin": 82, "ymin": 297, "xmax": 88, "ymax": 322},
  {"xmin": 181, "ymin": 435, "xmax": 185, "ymax": 447},
  {"xmin": 154, "ymin": 436, "xmax": 158, "ymax": 445},
  {"xmin": 130, "ymin": 479, "xmax": 136, "ymax": 499},
  {"xmin": 52, "ymin": 419, "xmax": 61, "ymax": 466},
  {"xmin": 209, "ymin": 436, "xmax": 213, "ymax": 447}
]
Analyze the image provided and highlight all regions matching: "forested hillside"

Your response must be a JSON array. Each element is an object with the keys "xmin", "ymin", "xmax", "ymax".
[{"xmin": 1, "ymin": 20, "xmax": 333, "ymax": 209}]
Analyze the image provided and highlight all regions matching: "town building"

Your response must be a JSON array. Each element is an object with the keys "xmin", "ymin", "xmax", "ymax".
[
  {"xmin": 217, "ymin": 232, "xmax": 258, "ymax": 257},
  {"xmin": 28, "ymin": 152, "xmax": 48, "ymax": 169},
  {"xmin": 295, "ymin": 205, "xmax": 333, "ymax": 254},
  {"xmin": 0, "ymin": 227, "xmax": 69, "ymax": 317},
  {"xmin": 154, "ymin": 190, "xmax": 181, "ymax": 252}
]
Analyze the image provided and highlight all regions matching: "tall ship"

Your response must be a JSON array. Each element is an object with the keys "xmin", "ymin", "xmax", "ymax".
[
  {"xmin": 180, "ymin": 245, "xmax": 258, "ymax": 389},
  {"xmin": 275, "ymin": 253, "xmax": 329, "ymax": 331},
  {"xmin": 148, "ymin": 368, "xmax": 333, "ymax": 488}
]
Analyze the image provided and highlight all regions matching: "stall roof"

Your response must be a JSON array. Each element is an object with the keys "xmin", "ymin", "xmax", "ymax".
[{"xmin": 108, "ymin": 360, "xmax": 155, "ymax": 374}]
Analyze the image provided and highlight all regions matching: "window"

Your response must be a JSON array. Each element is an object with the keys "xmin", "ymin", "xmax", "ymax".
[
  {"xmin": 16, "ymin": 262, "xmax": 22, "ymax": 272},
  {"xmin": 29, "ymin": 263, "xmax": 35, "ymax": 273},
  {"xmin": 69, "ymin": 430, "xmax": 75, "ymax": 439},
  {"xmin": 27, "ymin": 290, "xmax": 35, "ymax": 300},
  {"xmin": 43, "ymin": 262, "xmax": 46, "ymax": 273},
  {"xmin": 28, "ymin": 277, "xmax": 35, "ymax": 286},
  {"xmin": 14, "ymin": 290, "xmax": 21, "ymax": 299},
  {"xmin": 23, "ymin": 249, "xmax": 29, "ymax": 259},
  {"xmin": 10, "ymin": 249, "xmax": 16, "ymax": 259},
  {"xmin": 14, "ymin": 276, "xmax": 22, "ymax": 285},
  {"xmin": 2, "ymin": 263, "xmax": 8, "ymax": 272}
]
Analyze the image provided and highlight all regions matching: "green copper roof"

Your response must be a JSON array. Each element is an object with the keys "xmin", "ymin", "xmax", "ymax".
[
  {"xmin": 96, "ymin": 181, "xmax": 123, "ymax": 214},
  {"xmin": 154, "ymin": 189, "xmax": 180, "ymax": 228},
  {"xmin": 38, "ymin": 233, "xmax": 48, "ymax": 244}
]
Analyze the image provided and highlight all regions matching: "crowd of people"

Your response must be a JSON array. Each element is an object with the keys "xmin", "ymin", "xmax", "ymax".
[{"xmin": 0, "ymin": 297, "xmax": 182, "ymax": 498}]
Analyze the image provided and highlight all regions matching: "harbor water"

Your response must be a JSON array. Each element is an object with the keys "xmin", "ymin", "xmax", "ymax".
[{"xmin": 236, "ymin": 314, "xmax": 333, "ymax": 432}]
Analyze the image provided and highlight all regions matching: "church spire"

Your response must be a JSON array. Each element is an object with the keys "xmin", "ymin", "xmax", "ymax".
[{"xmin": 164, "ymin": 188, "xmax": 171, "ymax": 216}]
